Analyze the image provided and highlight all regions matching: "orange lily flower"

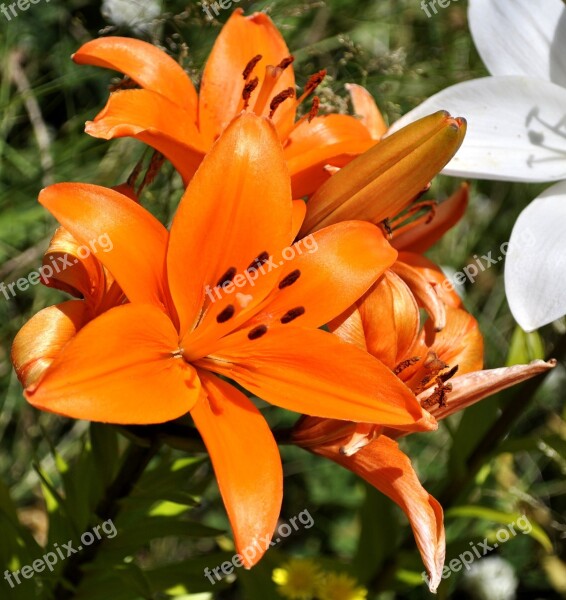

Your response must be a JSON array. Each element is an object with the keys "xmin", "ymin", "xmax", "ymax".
[
  {"xmin": 293, "ymin": 273, "xmax": 555, "ymax": 591},
  {"xmin": 72, "ymin": 9, "xmax": 381, "ymax": 198},
  {"xmin": 17, "ymin": 113, "xmax": 438, "ymax": 566}
]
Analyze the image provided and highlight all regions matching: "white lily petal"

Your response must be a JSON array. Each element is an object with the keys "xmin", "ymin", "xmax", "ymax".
[
  {"xmin": 504, "ymin": 180, "xmax": 566, "ymax": 331},
  {"xmin": 391, "ymin": 76, "xmax": 566, "ymax": 182},
  {"xmin": 469, "ymin": 0, "xmax": 566, "ymax": 86}
]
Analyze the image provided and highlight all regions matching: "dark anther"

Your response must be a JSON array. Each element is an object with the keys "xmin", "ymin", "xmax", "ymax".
[
  {"xmin": 216, "ymin": 304, "xmax": 235, "ymax": 323},
  {"xmin": 277, "ymin": 56, "xmax": 295, "ymax": 70},
  {"xmin": 439, "ymin": 365, "xmax": 459, "ymax": 383},
  {"xmin": 217, "ymin": 267, "xmax": 237, "ymax": 287},
  {"xmin": 281, "ymin": 306, "xmax": 306, "ymax": 324},
  {"xmin": 248, "ymin": 324, "xmax": 268, "ymax": 340},
  {"xmin": 243, "ymin": 55, "xmax": 262, "ymax": 80},
  {"xmin": 308, "ymin": 96, "xmax": 320, "ymax": 122},
  {"xmin": 242, "ymin": 77, "xmax": 259, "ymax": 109},
  {"xmin": 394, "ymin": 356, "xmax": 421, "ymax": 375},
  {"xmin": 278, "ymin": 269, "xmax": 301, "ymax": 289},
  {"xmin": 247, "ymin": 251, "xmax": 269, "ymax": 272},
  {"xmin": 269, "ymin": 87, "xmax": 295, "ymax": 118},
  {"xmin": 304, "ymin": 70, "xmax": 326, "ymax": 96}
]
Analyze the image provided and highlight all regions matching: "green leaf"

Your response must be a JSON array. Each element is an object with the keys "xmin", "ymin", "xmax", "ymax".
[
  {"xmin": 506, "ymin": 326, "xmax": 545, "ymax": 366},
  {"xmin": 446, "ymin": 505, "xmax": 553, "ymax": 553},
  {"xmin": 352, "ymin": 482, "xmax": 398, "ymax": 583}
]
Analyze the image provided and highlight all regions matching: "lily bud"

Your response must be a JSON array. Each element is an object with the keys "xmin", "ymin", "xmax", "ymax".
[{"xmin": 300, "ymin": 111, "xmax": 466, "ymax": 235}]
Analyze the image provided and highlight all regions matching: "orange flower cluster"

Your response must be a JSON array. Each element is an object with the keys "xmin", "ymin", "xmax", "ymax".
[{"xmin": 11, "ymin": 9, "xmax": 554, "ymax": 592}]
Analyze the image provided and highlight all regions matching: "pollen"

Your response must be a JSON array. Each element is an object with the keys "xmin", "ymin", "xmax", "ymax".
[
  {"xmin": 242, "ymin": 76, "xmax": 259, "ymax": 109},
  {"xmin": 269, "ymin": 87, "xmax": 295, "ymax": 118},
  {"xmin": 242, "ymin": 54, "xmax": 262, "ymax": 80}
]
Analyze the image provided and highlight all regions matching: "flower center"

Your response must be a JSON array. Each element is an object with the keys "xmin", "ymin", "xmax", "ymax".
[{"xmin": 240, "ymin": 54, "xmax": 324, "ymax": 125}]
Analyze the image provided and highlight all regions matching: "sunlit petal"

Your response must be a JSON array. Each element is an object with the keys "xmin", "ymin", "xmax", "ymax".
[
  {"xmin": 469, "ymin": 0, "xmax": 566, "ymax": 86},
  {"xmin": 504, "ymin": 181, "xmax": 566, "ymax": 330},
  {"xmin": 392, "ymin": 76, "xmax": 566, "ymax": 182},
  {"xmin": 191, "ymin": 372, "xmax": 282, "ymax": 567}
]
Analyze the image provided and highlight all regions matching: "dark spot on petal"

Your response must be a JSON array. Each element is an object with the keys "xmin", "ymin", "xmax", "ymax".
[
  {"xmin": 248, "ymin": 324, "xmax": 268, "ymax": 340},
  {"xmin": 281, "ymin": 306, "xmax": 305, "ymax": 324},
  {"xmin": 216, "ymin": 304, "xmax": 235, "ymax": 323},
  {"xmin": 247, "ymin": 251, "xmax": 269, "ymax": 272},
  {"xmin": 216, "ymin": 267, "xmax": 237, "ymax": 288},
  {"xmin": 278, "ymin": 269, "xmax": 301, "ymax": 289}
]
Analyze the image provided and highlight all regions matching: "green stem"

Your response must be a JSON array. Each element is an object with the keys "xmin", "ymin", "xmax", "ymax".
[
  {"xmin": 53, "ymin": 437, "xmax": 161, "ymax": 599},
  {"xmin": 438, "ymin": 333, "xmax": 566, "ymax": 508}
]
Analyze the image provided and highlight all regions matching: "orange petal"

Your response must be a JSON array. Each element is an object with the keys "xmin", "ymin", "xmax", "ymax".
[
  {"xmin": 392, "ymin": 260, "xmax": 447, "ymax": 331},
  {"xmin": 295, "ymin": 432, "xmax": 445, "ymax": 593},
  {"xmin": 86, "ymin": 89, "xmax": 206, "ymax": 185},
  {"xmin": 419, "ymin": 359, "xmax": 556, "ymax": 421},
  {"xmin": 201, "ymin": 327, "xmax": 436, "ymax": 432},
  {"xmin": 25, "ymin": 304, "xmax": 199, "ymax": 424},
  {"xmin": 285, "ymin": 114, "xmax": 375, "ymax": 198},
  {"xmin": 11, "ymin": 300, "xmax": 89, "ymax": 389},
  {"xmin": 398, "ymin": 252, "xmax": 462, "ymax": 309},
  {"xmin": 39, "ymin": 183, "xmax": 169, "ymax": 310},
  {"xmin": 73, "ymin": 36, "xmax": 198, "ymax": 115},
  {"xmin": 327, "ymin": 305, "xmax": 368, "ymax": 352},
  {"xmin": 392, "ymin": 184, "xmax": 469, "ymax": 254},
  {"xmin": 41, "ymin": 227, "xmax": 106, "ymax": 309},
  {"xmin": 345, "ymin": 83, "xmax": 388, "ymax": 139},
  {"xmin": 246, "ymin": 221, "xmax": 397, "ymax": 331},
  {"xmin": 291, "ymin": 199, "xmax": 306, "ymax": 239},
  {"xmin": 331, "ymin": 270, "xmax": 420, "ymax": 370},
  {"xmin": 300, "ymin": 111, "xmax": 466, "ymax": 234},
  {"xmin": 191, "ymin": 371, "xmax": 282, "ymax": 567},
  {"xmin": 422, "ymin": 306, "xmax": 484, "ymax": 375},
  {"xmin": 167, "ymin": 113, "xmax": 292, "ymax": 337},
  {"xmin": 199, "ymin": 9, "xmax": 295, "ymax": 145}
]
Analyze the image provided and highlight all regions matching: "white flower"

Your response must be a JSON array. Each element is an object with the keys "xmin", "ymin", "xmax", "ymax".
[
  {"xmin": 101, "ymin": 0, "xmax": 161, "ymax": 35},
  {"xmin": 461, "ymin": 556, "xmax": 518, "ymax": 600},
  {"xmin": 392, "ymin": 0, "xmax": 566, "ymax": 331}
]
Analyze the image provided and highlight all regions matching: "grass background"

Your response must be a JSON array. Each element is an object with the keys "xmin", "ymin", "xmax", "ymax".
[{"xmin": 1, "ymin": 1, "xmax": 565, "ymax": 598}]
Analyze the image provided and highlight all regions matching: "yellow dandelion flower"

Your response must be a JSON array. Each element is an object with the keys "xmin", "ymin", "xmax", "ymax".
[
  {"xmin": 316, "ymin": 571, "xmax": 368, "ymax": 600},
  {"xmin": 272, "ymin": 557, "xmax": 323, "ymax": 600}
]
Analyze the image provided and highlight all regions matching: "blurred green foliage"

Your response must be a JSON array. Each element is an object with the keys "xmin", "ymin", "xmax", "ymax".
[{"xmin": 1, "ymin": 1, "xmax": 565, "ymax": 599}]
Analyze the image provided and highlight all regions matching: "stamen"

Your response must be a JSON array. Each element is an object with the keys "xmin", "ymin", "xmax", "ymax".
[
  {"xmin": 394, "ymin": 356, "xmax": 420, "ymax": 375},
  {"xmin": 109, "ymin": 75, "xmax": 139, "ymax": 92},
  {"xmin": 216, "ymin": 304, "xmax": 235, "ymax": 323},
  {"xmin": 137, "ymin": 151, "xmax": 165, "ymax": 196},
  {"xmin": 269, "ymin": 87, "xmax": 295, "ymax": 118},
  {"xmin": 308, "ymin": 96, "xmax": 320, "ymax": 122},
  {"xmin": 297, "ymin": 70, "xmax": 326, "ymax": 104},
  {"xmin": 242, "ymin": 76, "xmax": 259, "ymax": 110},
  {"xmin": 421, "ymin": 379, "xmax": 452, "ymax": 409},
  {"xmin": 278, "ymin": 269, "xmax": 301, "ymax": 289},
  {"xmin": 439, "ymin": 365, "xmax": 459, "ymax": 383},
  {"xmin": 217, "ymin": 267, "xmax": 237, "ymax": 288},
  {"xmin": 243, "ymin": 54, "xmax": 262, "ymax": 80},
  {"xmin": 281, "ymin": 306, "xmax": 305, "ymax": 324},
  {"xmin": 247, "ymin": 251, "xmax": 269, "ymax": 272},
  {"xmin": 248, "ymin": 324, "xmax": 268, "ymax": 340},
  {"xmin": 379, "ymin": 218, "xmax": 393, "ymax": 239},
  {"xmin": 277, "ymin": 56, "xmax": 295, "ymax": 70}
]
